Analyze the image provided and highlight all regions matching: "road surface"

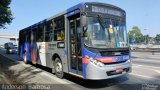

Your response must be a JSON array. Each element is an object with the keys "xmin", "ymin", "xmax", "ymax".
[{"xmin": 0, "ymin": 48, "xmax": 160, "ymax": 90}]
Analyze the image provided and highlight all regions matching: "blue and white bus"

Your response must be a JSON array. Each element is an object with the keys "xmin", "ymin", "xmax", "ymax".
[{"xmin": 19, "ymin": 2, "xmax": 131, "ymax": 79}]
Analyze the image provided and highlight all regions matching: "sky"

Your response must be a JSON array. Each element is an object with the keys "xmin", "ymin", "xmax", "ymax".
[{"xmin": 0, "ymin": 0, "xmax": 160, "ymax": 44}]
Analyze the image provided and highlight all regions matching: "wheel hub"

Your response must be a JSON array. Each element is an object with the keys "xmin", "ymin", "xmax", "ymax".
[{"xmin": 56, "ymin": 62, "xmax": 62, "ymax": 73}]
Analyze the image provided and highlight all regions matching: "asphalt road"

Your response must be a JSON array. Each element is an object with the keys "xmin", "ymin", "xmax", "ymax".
[{"xmin": 0, "ymin": 48, "xmax": 160, "ymax": 90}]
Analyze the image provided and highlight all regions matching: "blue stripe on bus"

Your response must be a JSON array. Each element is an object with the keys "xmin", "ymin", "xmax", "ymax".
[
  {"xmin": 71, "ymin": 69, "xmax": 77, "ymax": 73},
  {"xmin": 83, "ymin": 47, "xmax": 102, "ymax": 58},
  {"xmin": 83, "ymin": 63, "xmax": 88, "ymax": 79},
  {"xmin": 25, "ymin": 43, "xmax": 31, "ymax": 62},
  {"xmin": 67, "ymin": 3, "xmax": 84, "ymax": 17},
  {"xmin": 83, "ymin": 47, "xmax": 130, "ymax": 63},
  {"xmin": 31, "ymin": 20, "xmax": 46, "ymax": 29},
  {"xmin": 66, "ymin": 10, "xmax": 80, "ymax": 17},
  {"xmin": 81, "ymin": 39, "xmax": 87, "ymax": 79},
  {"xmin": 20, "ymin": 41, "xmax": 42, "ymax": 64},
  {"xmin": 20, "ymin": 42, "xmax": 31, "ymax": 62},
  {"xmin": 82, "ymin": 37, "xmax": 130, "ymax": 64},
  {"xmin": 71, "ymin": 69, "xmax": 83, "ymax": 75}
]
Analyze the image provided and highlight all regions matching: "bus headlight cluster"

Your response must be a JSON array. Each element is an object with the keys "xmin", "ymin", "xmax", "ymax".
[{"xmin": 88, "ymin": 56, "xmax": 104, "ymax": 67}]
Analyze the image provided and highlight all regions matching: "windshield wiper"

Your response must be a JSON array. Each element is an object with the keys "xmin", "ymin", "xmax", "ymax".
[
  {"xmin": 97, "ymin": 15, "xmax": 107, "ymax": 28},
  {"xmin": 97, "ymin": 15, "xmax": 112, "ymax": 43}
]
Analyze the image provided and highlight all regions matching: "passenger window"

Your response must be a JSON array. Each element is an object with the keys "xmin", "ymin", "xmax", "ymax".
[
  {"xmin": 37, "ymin": 25, "xmax": 44, "ymax": 42},
  {"xmin": 54, "ymin": 16, "xmax": 65, "ymax": 41},
  {"xmin": 45, "ymin": 21, "xmax": 52, "ymax": 42},
  {"xmin": 44, "ymin": 15, "xmax": 65, "ymax": 42}
]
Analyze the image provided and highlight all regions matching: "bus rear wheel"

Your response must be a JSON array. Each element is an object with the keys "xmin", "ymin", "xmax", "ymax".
[{"xmin": 54, "ymin": 58, "xmax": 64, "ymax": 78}]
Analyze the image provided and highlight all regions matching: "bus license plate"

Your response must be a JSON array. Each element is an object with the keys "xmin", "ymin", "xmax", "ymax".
[{"xmin": 116, "ymin": 68, "xmax": 123, "ymax": 73}]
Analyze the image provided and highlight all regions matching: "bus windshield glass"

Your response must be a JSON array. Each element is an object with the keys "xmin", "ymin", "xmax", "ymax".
[{"xmin": 84, "ymin": 17, "xmax": 128, "ymax": 48}]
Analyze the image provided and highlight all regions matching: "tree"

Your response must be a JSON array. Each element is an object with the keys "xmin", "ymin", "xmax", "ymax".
[
  {"xmin": 128, "ymin": 26, "xmax": 143, "ymax": 44},
  {"xmin": 142, "ymin": 35, "xmax": 149, "ymax": 44},
  {"xmin": 155, "ymin": 34, "xmax": 160, "ymax": 44},
  {"xmin": 0, "ymin": 0, "xmax": 13, "ymax": 29}
]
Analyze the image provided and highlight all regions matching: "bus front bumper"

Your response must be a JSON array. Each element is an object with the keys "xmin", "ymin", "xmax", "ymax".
[{"xmin": 85, "ymin": 60, "xmax": 132, "ymax": 80}]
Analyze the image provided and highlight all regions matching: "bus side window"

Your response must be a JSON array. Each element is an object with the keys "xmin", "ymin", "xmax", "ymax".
[
  {"xmin": 45, "ymin": 22, "xmax": 52, "ymax": 42},
  {"xmin": 53, "ymin": 15, "xmax": 65, "ymax": 41},
  {"xmin": 37, "ymin": 24, "xmax": 44, "ymax": 42}
]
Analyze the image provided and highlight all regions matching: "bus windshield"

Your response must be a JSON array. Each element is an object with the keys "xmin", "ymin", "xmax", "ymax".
[{"xmin": 84, "ymin": 17, "xmax": 128, "ymax": 48}]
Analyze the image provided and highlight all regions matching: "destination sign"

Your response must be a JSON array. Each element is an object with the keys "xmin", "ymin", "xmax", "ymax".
[{"xmin": 91, "ymin": 6, "xmax": 124, "ymax": 17}]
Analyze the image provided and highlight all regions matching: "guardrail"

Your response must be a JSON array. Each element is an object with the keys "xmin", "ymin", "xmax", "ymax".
[{"xmin": 131, "ymin": 48, "xmax": 160, "ymax": 55}]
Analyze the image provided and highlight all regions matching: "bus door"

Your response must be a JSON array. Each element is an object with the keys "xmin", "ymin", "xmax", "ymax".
[{"xmin": 68, "ymin": 14, "xmax": 83, "ymax": 75}]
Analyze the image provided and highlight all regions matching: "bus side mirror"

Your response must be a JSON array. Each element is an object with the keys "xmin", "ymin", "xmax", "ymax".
[{"xmin": 82, "ymin": 25, "xmax": 88, "ymax": 37}]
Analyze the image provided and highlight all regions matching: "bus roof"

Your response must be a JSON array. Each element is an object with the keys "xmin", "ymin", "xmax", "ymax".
[
  {"xmin": 85, "ymin": 2, "xmax": 125, "ymax": 12},
  {"xmin": 19, "ymin": 2, "xmax": 125, "ymax": 32},
  {"xmin": 67, "ymin": 2, "xmax": 125, "ymax": 13}
]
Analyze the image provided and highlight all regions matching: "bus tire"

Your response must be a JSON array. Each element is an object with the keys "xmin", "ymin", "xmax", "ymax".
[
  {"xmin": 54, "ymin": 58, "xmax": 64, "ymax": 78},
  {"xmin": 23, "ymin": 52, "xmax": 28, "ymax": 64}
]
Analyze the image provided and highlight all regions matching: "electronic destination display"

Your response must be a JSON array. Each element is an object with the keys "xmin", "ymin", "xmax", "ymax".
[{"xmin": 85, "ymin": 4, "xmax": 125, "ymax": 17}]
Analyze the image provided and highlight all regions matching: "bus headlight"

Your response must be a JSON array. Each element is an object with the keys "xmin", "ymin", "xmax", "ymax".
[
  {"xmin": 97, "ymin": 62, "xmax": 104, "ymax": 67},
  {"xmin": 87, "ymin": 56, "xmax": 104, "ymax": 67},
  {"xmin": 127, "ymin": 59, "xmax": 131, "ymax": 63}
]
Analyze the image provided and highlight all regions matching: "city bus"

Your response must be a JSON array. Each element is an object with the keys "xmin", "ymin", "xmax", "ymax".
[{"xmin": 18, "ymin": 2, "xmax": 131, "ymax": 80}]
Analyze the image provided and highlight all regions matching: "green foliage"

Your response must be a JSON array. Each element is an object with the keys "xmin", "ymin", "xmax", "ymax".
[
  {"xmin": 155, "ymin": 34, "xmax": 160, "ymax": 44},
  {"xmin": 0, "ymin": 0, "xmax": 13, "ymax": 29},
  {"xmin": 128, "ymin": 26, "xmax": 143, "ymax": 44},
  {"xmin": 142, "ymin": 35, "xmax": 149, "ymax": 44}
]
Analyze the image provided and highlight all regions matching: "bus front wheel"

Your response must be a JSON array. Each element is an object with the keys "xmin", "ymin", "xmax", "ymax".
[{"xmin": 54, "ymin": 58, "xmax": 64, "ymax": 78}]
